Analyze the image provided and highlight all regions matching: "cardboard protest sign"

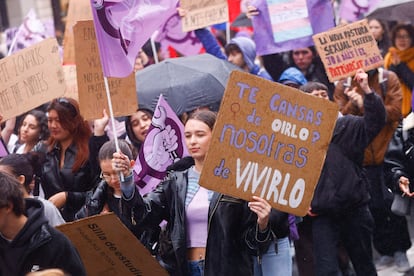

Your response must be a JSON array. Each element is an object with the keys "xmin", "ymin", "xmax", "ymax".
[
  {"xmin": 266, "ymin": 0, "xmax": 313, "ymax": 43},
  {"xmin": 57, "ymin": 213, "xmax": 168, "ymax": 276},
  {"xmin": 73, "ymin": 20, "xmax": 137, "ymax": 120},
  {"xmin": 313, "ymin": 19, "xmax": 383, "ymax": 82},
  {"xmin": 0, "ymin": 38, "xmax": 65, "ymax": 121},
  {"xmin": 180, "ymin": 0, "xmax": 229, "ymax": 32},
  {"xmin": 62, "ymin": 0, "xmax": 92, "ymax": 64},
  {"xmin": 63, "ymin": 64, "xmax": 79, "ymax": 101},
  {"xmin": 199, "ymin": 71, "xmax": 338, "ymax": 216}
]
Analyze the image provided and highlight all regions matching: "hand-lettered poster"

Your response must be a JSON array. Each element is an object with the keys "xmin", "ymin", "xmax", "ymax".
[
  {"xmin": 313, "ymin": 19, "xmax": 383, "ymax": 82},
  {"xmin": 73, "ymin": 20, "xmax": 137, "ymax": 120},
  {"xmin": 0, "ymin": 38, "xmax": 65, "ymax": 121},
  {"xmin": 199, "ymin": 71, "xmax": 339, "ymax": 216},
  {"xmin": 180, "ymin": 0, "xmax": 229, "ymax": 32},
  {"xmin": 57, "ymin": 213, "xmax": 168, "ymax": 276}
]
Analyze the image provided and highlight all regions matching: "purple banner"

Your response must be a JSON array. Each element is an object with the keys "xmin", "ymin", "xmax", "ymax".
[
  {"xmin": 251, "ymin": 0, "xmax": 335, "ymax": 56},
  {"xmin": 0, "ymin": 139, "xmax": 8, "ymax": 158},
  {"xmin": 5, "ymin": 9, "xmax": 55, "ymax": 55},
  {"xmin": 339, "ymin": 0, "xmax": 380, "ymax": 23},
  {"xmin": 90, "ymin": 0, "xmax": 178, "ymax": 78},
  {"xmin": 133, "ymin": 95, "xmax": 189, "ymax": 195},
  {"xmin": 155, "ymin": 11, "xmax": 203, "ymax": 56}
]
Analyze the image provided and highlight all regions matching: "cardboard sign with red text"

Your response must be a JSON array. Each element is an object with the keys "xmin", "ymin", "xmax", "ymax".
[
  {"xmin": 57, "ymin": 213, "xmax": 168, "ymax": 276},
  {"xmin": 199, "ymin": 71, "xmax": 338, "ymax": 216},
  {"xmin": 313, "ymin": 19, "xmax": 383, "ymax": 82}
]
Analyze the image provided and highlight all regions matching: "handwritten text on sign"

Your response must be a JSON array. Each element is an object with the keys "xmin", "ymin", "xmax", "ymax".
[
  {"xmin": 73, "ymin": 20, "xmax": 137, "ymax": 120},
  {"xmin": 181, "ymin": 0, "xmax": 229, "ymax": 32},
  {"xmin": 0, "ymin": 38, "xmax": 64, "ymax": 121},
  {"xmin": 199, "ymin": 71, "xmax": 338, "ymax": 216},
  {"xmin": 313, "ymin": 19, "xmax": 383, "ymax": 82}
]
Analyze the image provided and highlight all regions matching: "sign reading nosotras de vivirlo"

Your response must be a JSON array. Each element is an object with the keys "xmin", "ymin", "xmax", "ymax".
[{"xmin": 200, "ymin": 71, "xmax": 339, "ymax": 216}]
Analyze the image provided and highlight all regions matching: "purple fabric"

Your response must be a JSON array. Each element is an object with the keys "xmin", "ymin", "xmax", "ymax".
[
  {"xmin": 133, "ymin": 95, "xmax": 189, "ymax": 195},
  {"xmin": 288, "ymin": 214, "xmax": 300, "ymax": 241},
  {"xmin": 0, "ymin": 140, "xmax": 8, "ymax": 158},
  {"xmin": 338, "ymin": 0, "xmax": 380, "ymax": 22},
  {"xmin": 155, "ymin": 11, "xmax": 203, "ymax": 56},
  {"xmin": 5, "ymin": 9, "xmax": 55, "ymax": 55},
  {"xmin": 251, "ymin": 0, "xmax": 335, "ymax": 56},
  {"xmin": 90, "ymin": 0, "xmax": 178, "ymax": 78}
]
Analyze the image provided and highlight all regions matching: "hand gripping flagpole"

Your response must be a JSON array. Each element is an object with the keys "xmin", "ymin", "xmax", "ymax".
[{"xmin": 103, "ymin": 77, "xmax": 124, "ymax": 181}]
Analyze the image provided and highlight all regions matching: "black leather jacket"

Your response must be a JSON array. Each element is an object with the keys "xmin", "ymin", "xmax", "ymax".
[
  {"xmin": 76, "ymin": 180, "xmax": 160, "ymax": 253},
  {"xmin": 122, "ymin": 165, "xmax": 271, "ymax": 276},
  {"xmin": 384, "ymin": 120, "xmax": 414, "ymax": 192},
  {"xmin": 34, "ymin": 135, "xmax": 108, "ymax": 221}
]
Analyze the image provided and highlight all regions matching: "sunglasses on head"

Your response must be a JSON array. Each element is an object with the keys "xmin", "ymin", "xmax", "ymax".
[{"xmin": 57, "ymin": 98, "xmax": 77, "ymax": 117}]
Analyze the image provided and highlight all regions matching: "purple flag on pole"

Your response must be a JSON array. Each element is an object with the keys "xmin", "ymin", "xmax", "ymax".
[
  {"xmin": 155, "ymin": 11, "xmax": 203, "ymax": 56},
  {"xmin": 133, "ymin": 95, "xmax": 189, "ymax": 195},
  {"xmin": 90, "ymin": 0, "xmax": 178, "ymax": 78},
  {"xmin": 339, "ymin": 0, "xmax": 380, "ymax": 23},
  {"xmin": 5, "ymin": 9, "xmax": 55, "ymax": 54},
  {"xmin": 251, "ymin": 0, "xmax": 335, "ymax": 56}
]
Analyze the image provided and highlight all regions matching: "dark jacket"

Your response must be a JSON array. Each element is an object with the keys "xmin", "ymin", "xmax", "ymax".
[
  {"xmin": 0, "ymin": 198, "xmax": 86, "ymax": 276},
  {"xmin": 34, "ymin": 135, "xmax": 107, "ymax": 221},
  {"xmin": 311, "ymin": 93, "xmax": 386, "ymax": 214},
  {"xmin": 122, "ymin": 160, "xmax": 270, "ymax": 276},
  {"xmin": 384, "ymin": 114, "xmax": 414, "ymax": 192},
  {"xmin": 334, "ymin": 69, "xmax": 402, "ymax": 165},
  {"xmin": 76, "ymin": 180, "xmax": 160, "ymax": 253}
]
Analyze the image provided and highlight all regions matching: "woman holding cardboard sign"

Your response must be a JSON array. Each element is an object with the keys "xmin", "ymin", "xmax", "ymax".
[{"xmin": 113, "ymin": 110, "xmax": 277, "ymax": 276}]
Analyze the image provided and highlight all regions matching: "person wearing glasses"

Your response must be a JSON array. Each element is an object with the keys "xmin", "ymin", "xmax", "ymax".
[
  {"xmin": 384, "ymin": 24, "xmax": 414, "ymax": 117},
  {"xmin": 75, "ymin": 139, "xmax": 160, "ymax": 254},
  {"xmin": 33, "ymin": 97, "xmax": 106, "ymax": 222}
]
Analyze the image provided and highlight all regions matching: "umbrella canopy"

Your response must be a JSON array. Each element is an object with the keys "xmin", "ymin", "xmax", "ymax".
[
  {"xmin": 366, "ymin": 0, "xmax": 414, "ymax": 22},
  {"xmin": 136, "ymin": 54, "xmax": 241, "ymax": 115}
]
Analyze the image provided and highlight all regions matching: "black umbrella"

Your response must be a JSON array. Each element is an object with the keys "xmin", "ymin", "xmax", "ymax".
[
  {"xmin": 136, "ymin": 53, "xmax": 241, "ymax": 115},
  {"xmin": 366, "ymin": 0, "xmax": 414, "ymax": 22}
]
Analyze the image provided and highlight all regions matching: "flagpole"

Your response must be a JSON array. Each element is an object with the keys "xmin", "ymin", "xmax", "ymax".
[
  {"xmin": 103, "ymin": 76, "xmax": 124, "ymax": 181},
  {"xmin": 7, "ymin": 28, "xmax": 23, "ymax": 56},
  {"xmin": 150, "ymin": 35, "xmax": 159, "ymax": 64}
]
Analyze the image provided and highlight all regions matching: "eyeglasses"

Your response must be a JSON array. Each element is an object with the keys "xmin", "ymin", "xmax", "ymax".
[
  {"xmin": 396, "ymin": 35, "xmax": 411, "ymax": 40},
  {"xmin": 57, "ymin": 98, "xmax": 77, "ymax": 117},
  {"xmin": 100, "ymin": 172, "xmax": 120, "ymax": 182}
]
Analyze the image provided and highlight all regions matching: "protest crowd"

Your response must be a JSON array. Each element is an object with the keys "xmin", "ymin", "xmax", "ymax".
[{"xmin": 2, "ymin": 0, "xmax": 414, "ymax": 275}]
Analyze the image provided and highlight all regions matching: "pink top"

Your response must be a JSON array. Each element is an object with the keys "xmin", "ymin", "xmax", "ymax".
[{"xmin": 185, "ymin": 186, "xmax": 209, "ymax": 248}]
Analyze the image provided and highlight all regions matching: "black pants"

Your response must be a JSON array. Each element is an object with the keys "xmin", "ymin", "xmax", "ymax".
[{"xmin": 367, "ymin": 165, "xmax": 412, "ymax": 255}]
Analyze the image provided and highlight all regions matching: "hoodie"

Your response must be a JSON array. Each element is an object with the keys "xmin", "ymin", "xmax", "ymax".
[
  {"xmin": 0, "ymin": 198, "xmax": 86, "ymax": 276},
  {"xmin": 278, "ymin": 67, "xmax": 308, "ymax": 86}
]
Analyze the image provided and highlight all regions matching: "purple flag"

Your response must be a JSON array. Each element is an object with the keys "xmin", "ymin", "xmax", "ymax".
[
  {"xmin": 5, "ymin": 9, "xmax": 55, "ymax": 54},
  {"xmin": 133, "ymin": 95, "xmax": 189, "ymax": 195},
  {"xmin": 155, "ymin": 11, "xmax": 203, "ymax": 56},
  {"xmin": 339, "ymin": 0, "xmax": 380, "ymax": 23},
  {"xmin": 90, "ymin": 0, "xmax": 178, "ymax": 78},
  {"xmin": 251, "ymin": 0, "xmax": 335, "ymax": 56},
  {"xmin": 0, "ymin": 139, "xmax": 8, "ymax": 158}
]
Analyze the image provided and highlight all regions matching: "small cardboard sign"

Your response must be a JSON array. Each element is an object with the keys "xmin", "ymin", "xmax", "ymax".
[
  {"xmin": 180, "ymin": 0, "xmax": 229, "ymax": 32},
  {"xmin": 0, "ymin": 38, "xmax": 65, "ymax": 121},
  {"xmin": 313, "ymin": 19, "xmax": 383, "ymax": 82},
  {"xmin": 57, "ymin": 213, "xmax": 168, "ymax": 276},
  {"xmin": 73, "ymin": 20, "xmax": 137, "ymax": 120},
  {"xmin": 199, "ymin": 71, "xmax": 338, "ymax": 216},
  {"xmin": 62, "ymin": 0, "xmax": 93, "ymax": 65},
  {"xmin": 62, "ymin": 64, "xmax": 79, "ymax": 101}
]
